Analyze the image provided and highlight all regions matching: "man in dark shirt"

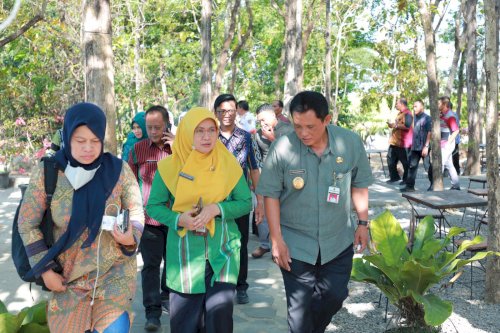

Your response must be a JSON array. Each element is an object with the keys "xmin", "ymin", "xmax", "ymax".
[
  {"xmin": 272, "ymin": 99, "xmax": 291, "ymax": 124},
  {"xmin": 401, "ymin": 100, "xmax": 431, "ymax": 192},
  {"xmin": 128, "ymin": 105, "xmax": 174, "ymax": 331},
  {"xmin": 252, "ymin": 104, "xmax": 293, "ymax": 258},
  {"xmin": 386, "ymin": 98, "xmax": 413, "ymax": 184},
  {"xmin": 214, "ymin": 94, "xmax": 264, "ymax": 304}
]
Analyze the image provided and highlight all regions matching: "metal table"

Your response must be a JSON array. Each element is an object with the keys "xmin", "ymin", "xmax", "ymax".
[
  {"xmin": 402, "ymin": 190, "xmax": 487, "ymax": 245},
  {"xmin": 366, "ymin": 149, "xmax": 387, "ymax": 177}
]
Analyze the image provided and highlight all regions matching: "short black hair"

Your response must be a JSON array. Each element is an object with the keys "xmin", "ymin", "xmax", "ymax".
[
  {"xmin": 415, "ymin": 100, "xmax": 424, "ymax": 107},
  {"xmin": 438, "ymin": 96, "xmax": 452, "ymax": 109},
  {"xmin": 237, "ymin": 100, "xmax": 249, "ymax": 111},
  {"xmin": 256, "ymin": 103, "xmax": 274, "ymax": 115},
  {"xmin": 214, "ymin": 94, "xmax": 237, "ymax": 111},
  {"xmin": 145, "ymin": 105, "xmax": 170, "ymax": 125},
  {"xmin": 289, "ymin": 91, "xmax": 329, "ymax": 121},
  {"xmin": 399, "ymin": 98, "xmax": 408, "ymax": 107},
  {"xmin": 273, "ymin": 100, "xmax": 284, "ymax": 108}
]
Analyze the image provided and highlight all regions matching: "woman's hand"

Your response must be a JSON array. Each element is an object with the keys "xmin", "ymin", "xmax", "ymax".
[
  {"xmin": 192, "ymin": 204, "xmax": 220, "ymax": 230},
  {"xmin": 42, "ymin": 269, "xmax": 67, "ymax": 292},
  {"xmin": 112, "ymin": 222, "xmax": 135, "ymax": 246},
  {"xmin": 178, "ymin": 209, "xmax": 198, "ymax": 230}
]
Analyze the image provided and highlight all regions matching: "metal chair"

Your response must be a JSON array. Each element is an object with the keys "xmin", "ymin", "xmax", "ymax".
[{"xmin": 413, "ymin": 207, "xmax": 445, "ymax": 238}]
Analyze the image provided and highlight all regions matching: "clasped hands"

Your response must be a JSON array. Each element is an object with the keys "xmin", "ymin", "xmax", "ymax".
[{"xmin": 178, "ymin": 203, "xmax": 221, "ymax": 231}]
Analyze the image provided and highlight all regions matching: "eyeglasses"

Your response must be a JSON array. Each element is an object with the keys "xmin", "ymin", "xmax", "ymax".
[
  {"xmin": 194, "ymin": 127, "xmax": 217, "ymax": 137},
  {"xmin": 215, "ymin": 109, "xmax": 236, "ymax": 116}
]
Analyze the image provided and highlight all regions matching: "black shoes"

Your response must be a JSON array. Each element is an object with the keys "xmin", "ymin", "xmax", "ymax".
[
  {"xmin": 427, "ymin": 185, "xmax": 433, "ymax": 191},
  {"xmin": 450, "ymin": 186, "xmax": 461, "ymax": 191},
  {"xmin": 236, "ymin": 290, "xmax": 249, "ymax": 304},
  {"xmin": 400, "ymin": 186, "xmax": 415, "ymax": 192},
  {"xmin": 399, "ymin": 180, "xmax": 406, "ymax": 185},
  {"xmin": 386, "ymin": 179, "xmax": 401, "ymax": 184},
  {"xmin": 145, "ymin": 318, "xmax": 161, "ymax": 331}
]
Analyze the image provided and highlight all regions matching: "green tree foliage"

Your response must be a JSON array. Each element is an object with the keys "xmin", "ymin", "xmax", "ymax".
[{"xmin": 0, "ymin": 0, "xmax": 466, "ymax": 153}]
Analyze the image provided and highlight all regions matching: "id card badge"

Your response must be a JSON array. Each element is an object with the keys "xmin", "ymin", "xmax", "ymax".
[{"xmin": 327, "ymin": 186, "xmax": 340, "ymax": 204}]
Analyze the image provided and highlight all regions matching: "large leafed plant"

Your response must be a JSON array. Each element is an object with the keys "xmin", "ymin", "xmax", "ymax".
[
  {"xmin": 351, "ymin": 210, "xmax": 499, "ymax": 330},
  {"xmin": 0, "ymin": 300, "xmax": 49, "ymax": 333}
]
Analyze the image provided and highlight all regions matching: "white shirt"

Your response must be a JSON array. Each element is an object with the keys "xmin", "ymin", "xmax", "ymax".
[{"xmin": 236, "ymin": 112, "xmax": 256, "ymax": 133}]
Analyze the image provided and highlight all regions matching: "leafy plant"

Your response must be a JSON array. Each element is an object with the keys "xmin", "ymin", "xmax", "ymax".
[
  {"xmin": 0, "ymin": 300, "xmax": 49, "ymax": 333},
  {"xmin": 351, "ymin": 210, "xmax": 499, "ymax": 330}
]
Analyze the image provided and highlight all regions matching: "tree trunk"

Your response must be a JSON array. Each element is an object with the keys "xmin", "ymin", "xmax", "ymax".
[
  {"xmin": 283, "ymin": 0, "xmax": 303, "ymax": 113},
  {"xmin": 200, "ymin": 0, "xmax": 212, "ymax": 108},
  {"xmin": 229, "ymin": 2, "xmax": 253, "ymax": 94},
  {"xmin": 325, "ymin": 0, "xmax": 332, "ymax": 117},
  {"xmin": 160, "ymin": 63, "xmax": 169, "ymax": 107},
  {"xmin": 274, "ymin": 43, "xmax": 286, "ymax": 98},
  {"xmin": 83, "ymin": 0, "xmax": 116, "ymax": 153},
  {"xmin": 444, "ymin": 0, "xmax": 466, "ymax": 97},
  {"xmin": 332, "ymin": 22, "xmax": 344, "ymax": 124},
  {"xmin": 484, "ymin": 0, "xmax": 500, "ymax": 304},
  {"xmin": 125, "ymin": 0, "xmax": 144, "ymax": 111},
  {"xmin": 391, "ymin": 57, "xmax": 398, "ymax": 112},
  {"xmin": 464, "ymin": 0, "xmax": 480, "ymax": 176},
  {"xmin": 418, "ymin": 0, "xmax": 443, "ymax": 190},
  {"xmin": 213, "ymin": 0, "xmax": 241, "ymax": 98},
  {"xmin": 297, "ymin": 0, "xmax": 317, "ymax": 87},
  {"xmin": 456, "ymin": 49, "xmax": 466, "ymax": 115}
]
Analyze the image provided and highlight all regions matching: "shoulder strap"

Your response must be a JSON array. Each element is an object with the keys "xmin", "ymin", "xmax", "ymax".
[{"xmin": 41, "ymin": 157, "xmax": 59, "ymax": 246}]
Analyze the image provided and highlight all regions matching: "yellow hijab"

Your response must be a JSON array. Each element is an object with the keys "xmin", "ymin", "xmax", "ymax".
[{"xmin": 157, "ymin": 107, "xmax": 243, "ymax": 237}]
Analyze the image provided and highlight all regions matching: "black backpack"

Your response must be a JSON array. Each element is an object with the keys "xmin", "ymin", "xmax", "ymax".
[{"xmin": 11, "ymin": 156, "xmax": 62, "ymax": 290}]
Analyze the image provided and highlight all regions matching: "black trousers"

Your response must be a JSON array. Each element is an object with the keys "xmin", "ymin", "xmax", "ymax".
[
  {"xmin": 140, "ymin": 224, "xmax": 169, "ymax": 320},
  {"xmin": 235, "ymin": 213, "xmax": 249, "ymax": 291},
  {"xmin": 405, "ymin": 150, "xmax": 431, "ymax": 187},
  {"xmin": 281, "ymin": 245, "xmax": 354, "ymax": 333},
  {"xmin": 169, "ymin": 263, "xmax": 235, "ymax": 333},
  {"xmin": 387, "ymin": 145, "xmax": 410, "ymax": 182},
  {"xmin": 452, "ymin": 143, "xmax": 460, "ymax": 175}
]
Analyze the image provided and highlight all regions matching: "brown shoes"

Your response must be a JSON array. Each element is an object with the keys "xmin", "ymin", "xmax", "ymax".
[{"xmin": 251, "ymin": 246, "xmax": 270, "ymax": 258}]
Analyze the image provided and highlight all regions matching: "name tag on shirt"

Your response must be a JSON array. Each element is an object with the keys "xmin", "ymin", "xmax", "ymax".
[{"xmin": 327, "ymin": 186, "xmax": 340, "ymax": 204}]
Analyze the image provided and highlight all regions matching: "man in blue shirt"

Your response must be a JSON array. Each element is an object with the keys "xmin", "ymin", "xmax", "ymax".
[
  {"xmin": 401, "ymin": 100, "xmax": 432, "ymax": 192},
  {"xmin": 214, "ymin": 94, "xmax": 264, "ymax": 304}
]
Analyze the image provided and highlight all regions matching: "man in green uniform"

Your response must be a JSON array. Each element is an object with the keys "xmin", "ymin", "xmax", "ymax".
[{"xmin": 256, "ymin": 91, "xmax": 373, "ymax": 333}]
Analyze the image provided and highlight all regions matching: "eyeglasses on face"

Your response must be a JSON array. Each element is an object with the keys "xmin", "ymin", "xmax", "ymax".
[
  {"xmin": 194, "ymin": 127, "xmax": 217, "ymax": 137},
  {"xmin": 215, "ymin": 109, "xmax": 236, "ymax": 115}
]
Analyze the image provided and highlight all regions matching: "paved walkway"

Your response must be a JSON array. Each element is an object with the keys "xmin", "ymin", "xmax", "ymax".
[{"xmin": 0, "ymin": 169, "xmax": 474, "ymax": 332}]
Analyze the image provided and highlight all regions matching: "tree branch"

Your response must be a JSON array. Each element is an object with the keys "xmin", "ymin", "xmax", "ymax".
[
  {"xmin": 0, "ymin": 0, "xmax": 48, "ymax": 49},
  {"xmin": 0, "ymin": 14, "xmax": 43, "ymax": 48}
]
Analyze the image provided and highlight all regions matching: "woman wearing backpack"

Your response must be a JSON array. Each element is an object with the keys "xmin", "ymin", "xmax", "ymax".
[{"xmin": 18, "ymin": 103, "xmax": 144, "ymax": 333}]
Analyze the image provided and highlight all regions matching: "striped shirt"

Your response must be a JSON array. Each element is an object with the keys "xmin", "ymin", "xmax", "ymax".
[
  {"xmin": 218, "ymin": 126, "xmax": 259, "ymax": 178},
  {"xmin": 128, "ymin": 139, "xmax": 171, "ymax": 226}
]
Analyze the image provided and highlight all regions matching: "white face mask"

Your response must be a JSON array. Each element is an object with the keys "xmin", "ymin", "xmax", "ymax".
[{"xmin": 64, "ymin": 163, "xmax": 100, "ymax": 190}]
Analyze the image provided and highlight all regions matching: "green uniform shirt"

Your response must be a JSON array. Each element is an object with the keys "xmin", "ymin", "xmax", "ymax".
[
  {"xmin": 146, "ymin": 173, "xmax": 252, "ymax": 294},
  {"xmin": 256, "ymin": 125, "xmax": 374, "ymax": 265}
]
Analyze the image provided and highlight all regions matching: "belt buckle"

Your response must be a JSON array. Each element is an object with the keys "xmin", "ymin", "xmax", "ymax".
[{"xmin": 192, "ymin": 230, "xmax": 207, "ymax": 236}]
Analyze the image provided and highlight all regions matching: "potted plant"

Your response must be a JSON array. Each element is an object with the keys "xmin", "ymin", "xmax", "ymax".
[
  {"xmin": 351, "ymin": 210, "xmax": 499, "ymax": 332},
  {"xmin": 0, "ymin": 300, "xmax": 49, "ymax": 333}
]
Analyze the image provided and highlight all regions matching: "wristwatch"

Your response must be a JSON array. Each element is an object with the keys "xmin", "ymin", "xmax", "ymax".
[{"xmin": 357, "ymin": 220, "xmax": 369, "ymax": 227}]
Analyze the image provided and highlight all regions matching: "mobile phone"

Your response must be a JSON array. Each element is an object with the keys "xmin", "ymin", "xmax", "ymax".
[
  {"xmin": 163, "ymin": 126, "xmax": 170, "ymax": 146},
  {"xmin": 193, "ymin": 197, "xmax": 206, "ymax": 233},
  {"xmin": 118, "ymin": 209, "xmax": 129, "ymax": 233}
]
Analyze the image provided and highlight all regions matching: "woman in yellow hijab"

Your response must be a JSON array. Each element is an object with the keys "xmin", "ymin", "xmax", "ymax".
[{"xmin": 147, "ymin": 107, "xmax": 252, "ymax": 333}]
